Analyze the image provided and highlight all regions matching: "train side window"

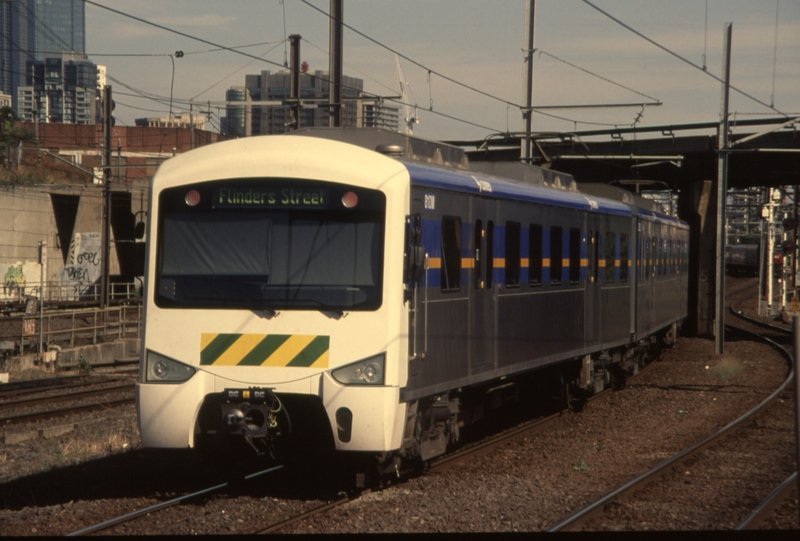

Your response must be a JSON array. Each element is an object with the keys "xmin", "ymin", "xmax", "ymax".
[
  {"xmin": 441, "ymin": 216, "xmax": 462, "ymax": 292},
  {"xmin": 587, "ymin": 230, "xmax": 595, "ymax": 283},
  {"xmin": 666, "ymin": 238, "xmax": 671, "ymax": 275},
  {"xmin": 682, "ymin": 240, "xmax": 687, "ymax": 274},
  {"xmin": 620, "ymin": 234, "xmax": 629, "ymax": 282},
  {"xmin": 569, "ymin": 228, "xmax": 581, "ymax": 284},
  {"xmin": 505, "ymin": 221, "xmax": 521, "ymax": 288},
  {"xmin": 550, "ymin": 226, "xmax": 562, "ymax": 284},
  {"xmin": 637, "ymin": 236, "xmax": 642, "ymax": 279},
  {"xmin": 529, "ymin": 224, "xmax": 543, "ymax": 285},
  {"xmin": 655, "ymin": 237, "xmax": 661, "ymax": 276},
  {"xmin": 486, "ymin": 221, "xmax": 494, "ymax": 288},
  {"xmin": 474, "ymin": 219, "xmax": 483, "ymax": 290},
  {"xmin": 593, "ymin": 231, "xmax": 600, "ymax": 283},
  {"xmin": 669, "ymin": 239, "xmax": 674, "ymax": 275},
  {"xmin": 605, "ymin": 231, "xmax": 616, "ymax": 283}
]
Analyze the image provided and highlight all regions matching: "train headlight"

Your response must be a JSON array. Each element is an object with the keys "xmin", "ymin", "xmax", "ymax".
[
  {"xmin": 145, "ymin": 350, "xmax": 197, "ymax": 383},
  {"xmin": 331, "ymin": 353, "xmax": 385, "ymax": 386}
]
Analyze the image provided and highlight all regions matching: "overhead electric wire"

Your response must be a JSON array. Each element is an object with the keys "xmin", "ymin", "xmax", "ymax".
[
  {"xmin": 297, "ymin": 0, "xmax": 643, "ymax": 130},
  {"xmin": 182, "ymin": 40, "xmax": 286, "ymax": 56},
  {"xmin": 190, "ymin": 40, "xmax": 287, "ymax": 101},
  {"xmin": 81, "ymin": 1, "xmax": 290, "ymax": 72},
  {"xmin": 535, "ymin": 49, "xmax": 661, "ymax": 103},
  {"xmin": 77, "ymin": 1, "xmax": 639, "ymax": 135},
  {"xmin": 298, "ymin": 0, "xmax": 522, "ymax": 109},
  {"xmin": 581, "ymin": 0, "xmax": 793, "ymax": 119},
  {"xmin": 302, "ymin": 37, "xmax": 398, "ymax": 95},
  {"xmin": 80, "ymin": 1, "xmax": 511, "ymax": 134},
  {"xmin": 20, "ymin": 0, "xmax": 82, "ymax": 58},
  {"xmin": 769, "ymin": 0, "xmax": 780, "ymax": 108},
  {"xmin": 80, "ymin": 2, "xmax": 381, "ymax": 109}
]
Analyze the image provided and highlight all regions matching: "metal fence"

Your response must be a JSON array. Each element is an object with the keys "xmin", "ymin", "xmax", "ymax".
[
  {"xmin": 1, "ymin": 280, "xmax": 142, "ymax": 304},
  {"xmin": 1, "ymin": 304, "xmax": 142, "ymax": 357}
]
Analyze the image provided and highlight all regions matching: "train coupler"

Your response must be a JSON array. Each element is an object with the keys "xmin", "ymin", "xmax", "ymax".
[{"xmin": 219, "ymin": 387, "xmax": 290, "ymax": 455}]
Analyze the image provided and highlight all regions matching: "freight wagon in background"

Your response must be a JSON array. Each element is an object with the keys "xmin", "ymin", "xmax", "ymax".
[
  {"xmin": 725, "ymin": 243, "xmax": 784, "ymax": 277},
  {"xmin": 136, "ymin": 128, "xmax": 688, "ymax": 483}
]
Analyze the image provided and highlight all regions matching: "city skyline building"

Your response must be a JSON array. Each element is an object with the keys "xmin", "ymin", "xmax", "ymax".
[
  {"xmin": 16, "ymin": 53, "xmax": 98, "ymax": 125},
  {"xmin": 135, "ymin": 114, "xmax": 207, "ymax": 130},
  {"xmin": 1, "ymin": 0, "xmax": 86, "ymax": 110},
  {"xmin": 222, "ymin": 69, "xmax": 398, "ymax": 136}
]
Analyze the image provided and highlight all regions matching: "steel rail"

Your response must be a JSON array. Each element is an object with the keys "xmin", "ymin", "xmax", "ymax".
[
  {"xmin": 0, "ymin": 376, "xmax": 117, "ymax": 398},
  {"xmin": 253, "ymin": 495, "xmax": 354, "ymax": 534},
  {"xmin": 66, "ymin": 465, "xmax": 284, "ymax": 536},
  {"xmin": 257, "ymin": 352, "xmax": 661, "ymax": 533},
  {"xmin": 547, "ymin": 323, "xmax": 794, "ymax": 531},
  {"xmin": 735, "ymin": 472, "xmax": 798, "ymax": 530},
  {"xmin": 429, "ymin": 358, "xmax": 657, "ymax": 473},
  {"xmin": 429, "ymin": 410, "xmax": 564, "ymax": 474},
  {"xmin": 0, "ymin": 396, "xmax": 135, "ymax": 426},
  {"xmin": 730, "ymin": 304, "xmax": 792, "ymax": 336},
  {"xmin": 428, "ymin": 361, "xmax": 655, "ymax": 473},
  {"xmin": 247, "ymin": 347, "xmax": 662, "ymax": 533},
  {"xmin": 0, "ymin": 382, "xmax": 135, "ymax": 411},
  {"xmin": 68, "ymin": 341, "xmax": 662, "ymax": 535}
]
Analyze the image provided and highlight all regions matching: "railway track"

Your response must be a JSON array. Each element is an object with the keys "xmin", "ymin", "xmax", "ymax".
[
  {"xmin": 0, "ymin": 374, "xmax": 122, "ymax": 398},
  {"xmin": 6, "ymin": 278, "xmax": 796, "ymax": 534},
  {"xmin": 67, "ymin": 466, "xmax": 284, "ymax": 537},
  {"xmin": 547, "ymin": 319, "xmax": 797, "ymax": 531},
  {"xmin": 0, "ymin": 381, "xmax": 135, "ymax": 427},
  {"xmin": 61, "ymin": 356, "xmax": 661, "ymax": 536}
]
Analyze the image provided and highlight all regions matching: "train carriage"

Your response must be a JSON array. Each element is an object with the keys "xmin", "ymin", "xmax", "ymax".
[{"xmin": 136, "ymin": 130, "xmax": 688, "ymax": 473}]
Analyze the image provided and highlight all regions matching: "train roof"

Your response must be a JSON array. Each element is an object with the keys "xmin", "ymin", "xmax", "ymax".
[
  {"xmin": 405, "ymin": 161, "xmax": 633, "ymax": 217},
  {"xmin": 406, "ymin": 160, "xmax": 686, "ymax": 227},
  {"xmin": 290, "ymin": 128, "xmax": 685, "ymax": 226}
]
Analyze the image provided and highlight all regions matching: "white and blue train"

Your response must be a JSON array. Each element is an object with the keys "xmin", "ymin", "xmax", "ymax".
[{"xmin": 136, "ymin": 129, "xmax": 689, "ymax": 476}]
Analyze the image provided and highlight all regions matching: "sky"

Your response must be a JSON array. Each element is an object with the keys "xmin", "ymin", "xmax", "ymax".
[{"xmin": 83, "ymin": 0, "xmax": 800, "ymax": 142}]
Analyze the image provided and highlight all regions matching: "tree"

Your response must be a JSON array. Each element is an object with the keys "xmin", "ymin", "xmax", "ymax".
[{"xmin": 0, "ymin": 106, "xmax": 37, "ymax": 168}]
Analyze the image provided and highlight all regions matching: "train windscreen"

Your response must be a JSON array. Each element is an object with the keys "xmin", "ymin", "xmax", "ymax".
[{"xmin": 155, "ymin": 178, "xmax": 385, "ymax": 311}]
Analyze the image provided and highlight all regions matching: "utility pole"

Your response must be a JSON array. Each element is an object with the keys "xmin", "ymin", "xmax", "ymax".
[
  {"xmin": 714, "ymin": 23, "xmax": 732, "ymax": 355},
  {"xmin": 793, "ymin": 185, "xmax": 798, "ymax": 290},
  {"xmin": 521, "ymin": 0, "xmax": 536, "ymax": 163},
  {"xmin": 289, "ymin": 34, "xmax": 301, "ymax": 130},
  {"xmin": 189, "ymin": 102, "xmax": 195, "ymax": 149},
  {"xmin": 38, "ymin": 241, "xmax": 46, "ymax": 355},
  {"xmin": 328, "ymin": 0, "xmax": 343, "ymax": 127},
  {"xmin": 100, "ymin": 85, "xmax": 112, "ymax": 310}
]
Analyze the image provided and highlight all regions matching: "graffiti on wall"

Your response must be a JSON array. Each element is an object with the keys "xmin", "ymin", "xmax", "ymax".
[
  {"xmin": 60, "ymin": 232, "xmax": 102, "ymax": 300},
  {"xmin": 3, "ymin": 264, "xmax": 26, "ymax": 298},
  {"xmin": 1, "ymin": 262, "xmax": 41, "ymax": 301}
]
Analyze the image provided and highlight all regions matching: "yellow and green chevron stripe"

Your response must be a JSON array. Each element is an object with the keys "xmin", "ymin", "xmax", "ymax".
[{"xmin": 200, "ymin": 333, "xmax": 329, "ymax": 367}]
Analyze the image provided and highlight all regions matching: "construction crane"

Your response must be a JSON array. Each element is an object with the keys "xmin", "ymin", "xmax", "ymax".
[{"xmin": 394, "ymin": 55, "xmax": 419, "ymax": 135}]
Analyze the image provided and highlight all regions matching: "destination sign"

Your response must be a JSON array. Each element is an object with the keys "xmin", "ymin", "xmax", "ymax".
[{"xmin": 213, "ymin": 186, "xmax": 330, "ymax": 209}]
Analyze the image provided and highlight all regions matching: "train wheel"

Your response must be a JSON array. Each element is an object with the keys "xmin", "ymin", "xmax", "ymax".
[
  {"xmin": 562, "ymin": 381, "xmax": 586, "ymax": 413},
  {"xmin": 611, "ymin": 366, "xmax": 627, "ymax": 391}
]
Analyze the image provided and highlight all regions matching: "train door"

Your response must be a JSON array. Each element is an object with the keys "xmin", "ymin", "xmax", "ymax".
[
  {"xmin": 469, "ymin": 197, "xmax": 497, "ymax": 371},
  {"xmin": 585, "ymin": 218, "xmax": 602, "ymax": 344}
]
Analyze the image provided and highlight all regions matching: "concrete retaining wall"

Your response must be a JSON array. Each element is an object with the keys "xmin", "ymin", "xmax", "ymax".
[{"xmin": 5, "ymin": 337, "xmax": 141, "ymax": 372}]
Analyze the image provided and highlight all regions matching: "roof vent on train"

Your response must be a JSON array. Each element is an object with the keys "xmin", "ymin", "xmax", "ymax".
[
  {"xmin": 468, "ymin": 161, "xmax": 577, "ymax": 191},
  {"xmin": 289, "ymin": 127, "xmax": 470, "ymax": 170},
  {"xmin": 375, "ymin": 143, "xmax": 404, "ymax": 157},
  {"xmin": 576, "ymin": 182, "xmax": 635, "ymax": 204}
]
